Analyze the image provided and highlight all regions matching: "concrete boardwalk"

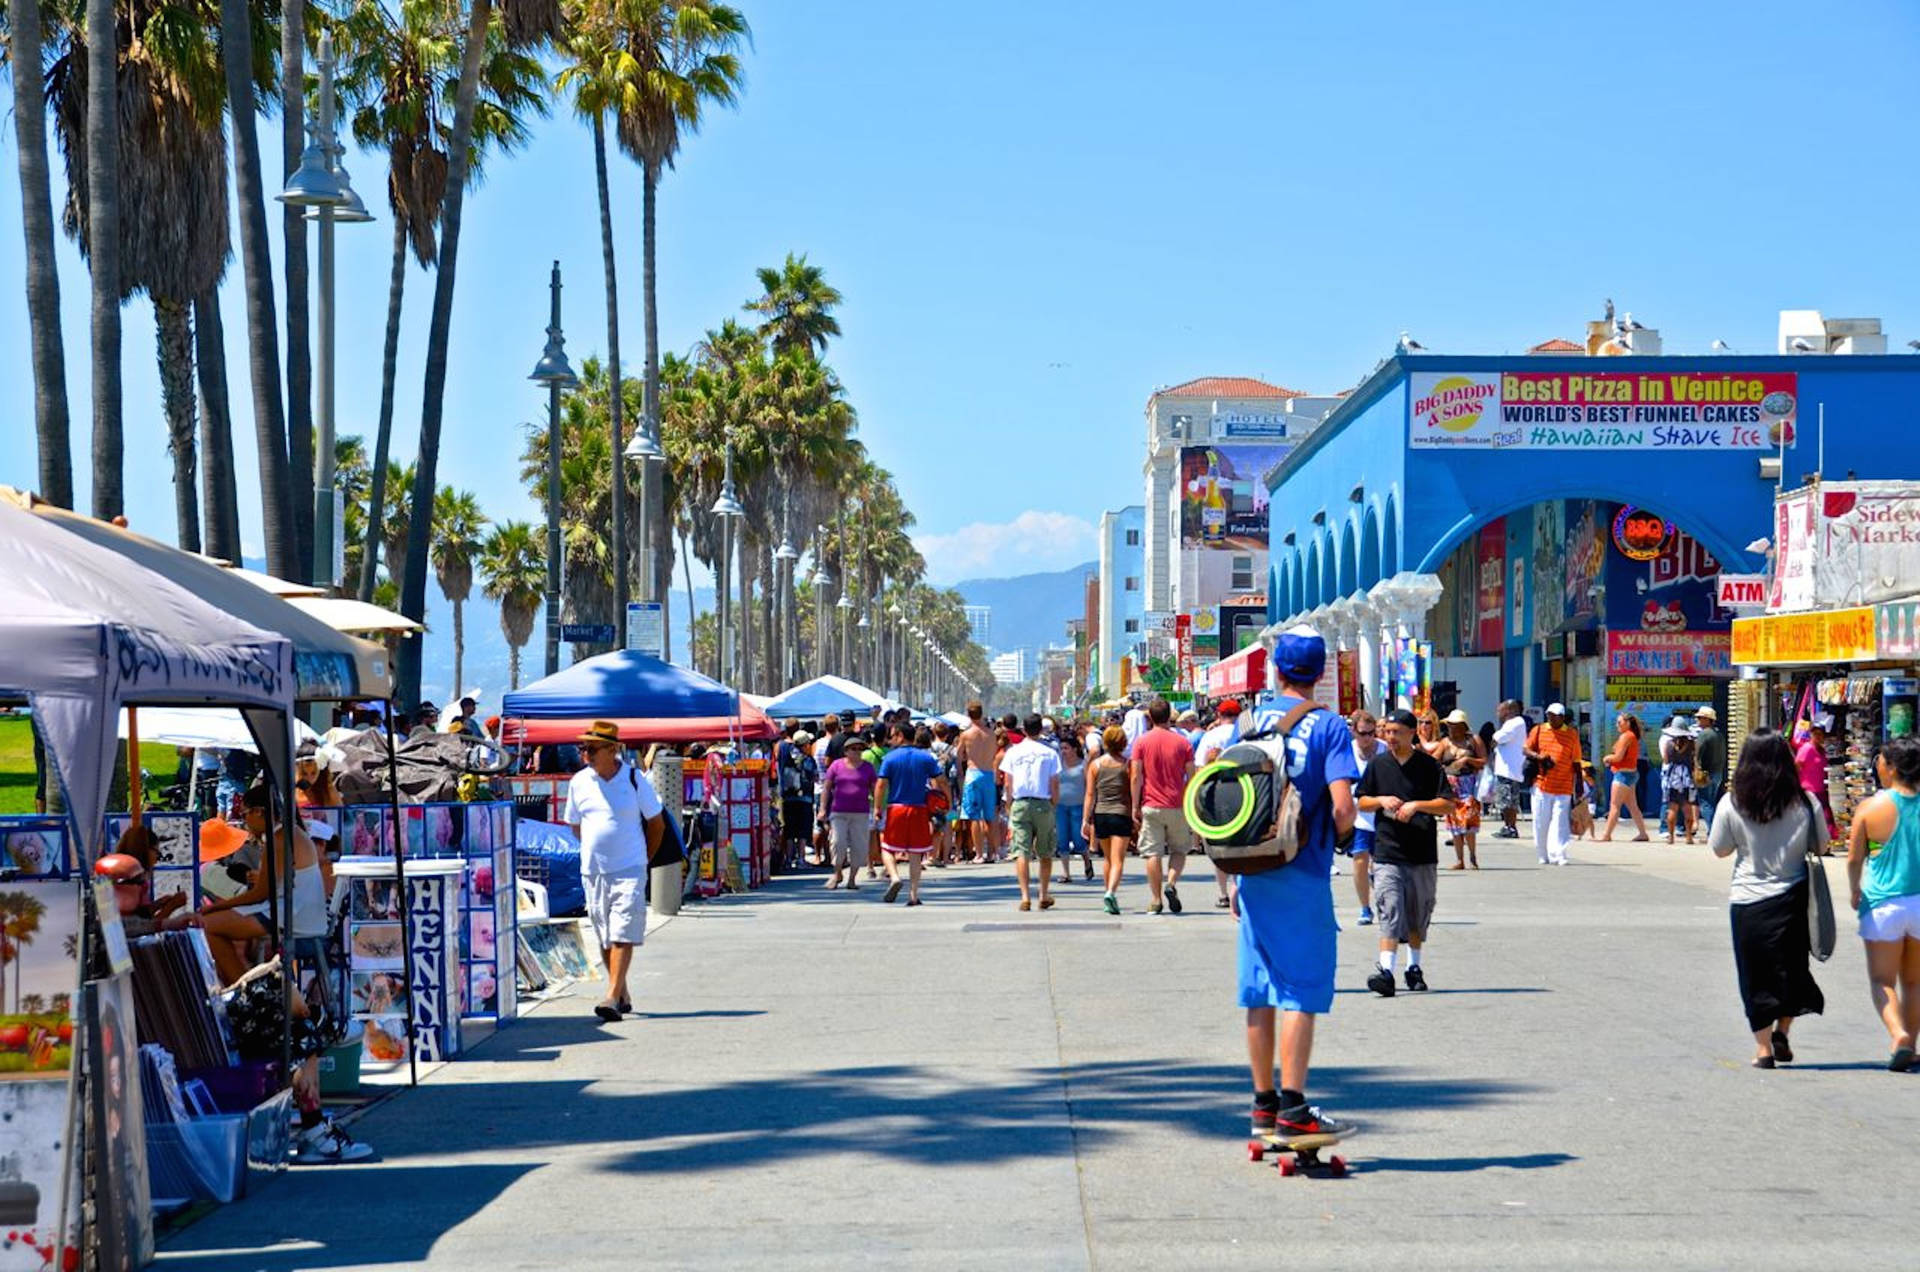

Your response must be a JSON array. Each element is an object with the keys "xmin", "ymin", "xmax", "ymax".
[{"xmin": 159, "ymin": 831, "xmax": 1920, "ymax": 1270}]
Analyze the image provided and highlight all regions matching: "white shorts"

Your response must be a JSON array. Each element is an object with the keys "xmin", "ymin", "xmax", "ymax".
[
  {"xmin": 584, "ymin": 872, "xmax": 648, "ymax": 948},
  {"xmin": 1859, "ymin": 893, "xmax": 1920, "ymax": 943}
]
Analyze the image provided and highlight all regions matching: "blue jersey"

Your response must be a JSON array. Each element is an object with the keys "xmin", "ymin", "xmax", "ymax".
[{"xmin": 1246, "ymin": 696, "xmax": 1359, "ymax": 878}]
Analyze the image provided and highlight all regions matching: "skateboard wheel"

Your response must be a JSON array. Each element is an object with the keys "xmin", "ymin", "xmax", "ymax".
[
  {"xmin": 1278, "ymin": 1158, "xmax": 1299, "ymax": 1177},
  {"xmin": 1247, "ymin": 1143, "xmax": 1263, "ymax": 1162},
  {"xmin": 1328, "ymin": 1156, "xmax": 1348, "ymax": 1178}
]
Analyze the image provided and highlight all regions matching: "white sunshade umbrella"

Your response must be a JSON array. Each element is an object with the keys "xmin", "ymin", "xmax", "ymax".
[{"xmin": 118, "ymin": 706, "xmax": 320, "ymax": 753}]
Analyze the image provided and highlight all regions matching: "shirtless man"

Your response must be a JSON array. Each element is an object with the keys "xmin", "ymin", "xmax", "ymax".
[{"xmin": 957, "ymin": 700, "xmax": 1001, "ymax": 863}]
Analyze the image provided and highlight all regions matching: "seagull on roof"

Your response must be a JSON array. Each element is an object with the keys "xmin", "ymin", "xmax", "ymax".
[
  {"xmin": 1907, "ymin": 339, "xmax": 1920, "ymax": 351},
  {"xmin": 1604, "ymin": 298, "xmax": 1615, "ymax": 323},
  {"xmin": 1397, "ymin": 332, "xmax": 1426, "ymax": 353},
  {"xmin": 1790, "ymin": 336, "xmax": 1816, "ymax": 352},
  {"xmin": 1625, "ymin": 312, "xmax": 1646, "ymax": 331},
  {"xmin": 1711, "ymin": 339, "xmax": 1732, "ymax": 352}
]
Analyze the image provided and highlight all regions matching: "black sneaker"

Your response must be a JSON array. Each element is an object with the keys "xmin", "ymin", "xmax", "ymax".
[
  {"xmin": 1275, "ymin": 1104, "xmax": 1352, "ymax": 1139},
  {"xmin": 1366, "ymin": 968, "xmax": 1396, "ymax": 997},
  {"xmin": 1404, "ymin": 965, "xmax": 1428, "ymax": 992},
  {"xmin": 1165, "ymin": 884, "xmax": 1182, "ymax": 914},
  {"xmin": 1250, "ymin": 1102, "xmax": 1279, "ymax": 1138}
]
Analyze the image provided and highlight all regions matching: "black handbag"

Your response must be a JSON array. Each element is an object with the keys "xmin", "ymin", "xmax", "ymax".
[{"xmin": 1803, "ymin": 801, "xmax": 1836, "ymax": 963}]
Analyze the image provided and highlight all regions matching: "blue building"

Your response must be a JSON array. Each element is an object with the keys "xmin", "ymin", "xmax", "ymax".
[{"xmin": 1262, "ymin": 348, "xmax": 1920, "ymax": 753}]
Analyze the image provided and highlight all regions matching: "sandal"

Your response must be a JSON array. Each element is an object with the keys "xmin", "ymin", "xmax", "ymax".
[
  {"xmin": 1751, "ymin": 1056, "xmax": 1776, "ymax": 1069},
  {"xmin": 593, "ymin": 1001, "xmax": 622, "ymax": 1023},
  {"xmin": 1890, "ymin": 1045, "xmax": 1916, "ymax": 1073},
  {"xmin": 1771, "ymin": 1030, "xmax": 1793, "ymax": 1064}
]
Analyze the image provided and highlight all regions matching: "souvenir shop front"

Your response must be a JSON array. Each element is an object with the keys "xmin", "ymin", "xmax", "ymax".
[{"xmin": 1730, "ymin": 604, "xmax": 1917, "ymax": 843}]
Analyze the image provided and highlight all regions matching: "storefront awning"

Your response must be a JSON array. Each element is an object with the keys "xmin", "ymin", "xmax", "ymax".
[
  {"xmin": 1208, "ymin": 643, "xmax": 1267, "ymax": 698},
  {"xmin": 1732, "ymin": 607, "xmax": 1878, "ymax": 667}
]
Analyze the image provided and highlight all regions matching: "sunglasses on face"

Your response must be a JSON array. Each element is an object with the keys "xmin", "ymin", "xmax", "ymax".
[{"xmin": 1355, "ymin": 728, "xmax": 1377, "ymax": 737}]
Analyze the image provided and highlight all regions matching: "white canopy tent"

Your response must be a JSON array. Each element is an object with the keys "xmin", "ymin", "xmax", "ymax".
[
  {"xmin": 0, "ymin": 498, "xmax": 295, "ymax": 861},
  {"xmin": 116, "ymin": 707, "xmax": 321, "ymax": 753}
]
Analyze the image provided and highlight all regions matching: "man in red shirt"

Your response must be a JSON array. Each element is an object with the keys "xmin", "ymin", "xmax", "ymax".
[{"xmin": 1131, "ymin": 697, "xmax": 1195, "ymax": 915}]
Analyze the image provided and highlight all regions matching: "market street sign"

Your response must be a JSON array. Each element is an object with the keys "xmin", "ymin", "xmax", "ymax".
[{"xmin": 561, "ymin": 623, "xmax": 616, "ymax": 645}]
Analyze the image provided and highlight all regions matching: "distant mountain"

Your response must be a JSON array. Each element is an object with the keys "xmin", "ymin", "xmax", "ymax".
[{"xmin": 953, "ymin": 561, "xmax": 1095, "ymax": 655}]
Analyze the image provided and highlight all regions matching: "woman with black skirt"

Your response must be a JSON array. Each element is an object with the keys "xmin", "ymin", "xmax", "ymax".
[{"xmin": 1708, "ymin": 729, "xmax": 1828, "ymax": 1068}]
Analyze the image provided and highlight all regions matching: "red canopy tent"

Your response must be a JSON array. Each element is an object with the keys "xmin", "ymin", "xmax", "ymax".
[{"xmin": 500, "ymin": 698, "xmax": 779, "ymax": 745}]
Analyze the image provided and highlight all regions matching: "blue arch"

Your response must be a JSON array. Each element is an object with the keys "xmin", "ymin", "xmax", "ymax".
[
  {"xmin": 1338, "ymin": 519, "xmax": 1358, "ymax": 599},
  {"xmin": 1382, "ymin": 494, "xmax": 1400, "ymax": 578},
  {"xmin": 1414, "ymin": 487, "xmax": 1747, "ymax": 576},
  {"xmin": 1290, "ymin": 548, "xmax": 1305, "ymax": 616},
  {"xmin": 1361, "ymin": 503, "xmax": 1383, "ymax": 591},
  {"xmin": 1305, "ymin": 541, "xmax": 1322, "ymax": 613}
]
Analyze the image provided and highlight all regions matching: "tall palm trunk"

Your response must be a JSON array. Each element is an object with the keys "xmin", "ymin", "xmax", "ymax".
[
  {"xmin": 155, "ymin": 298, "xmax": 201, "ymax": 551},
  {"xmin": 641, "ymin": 161, "xmax": 666, "ymax": 628},
  {"xmin": 397, "ymin": 0, "xmax": 492, "ymax": 709},
  {"xmin": 84, "ymin": 0, "xmax": 122, "ymax": 519},
  {"xmin": 12, "ymin": 0, "xmax": 72, "ymax": 508},
  {"xmin": 359, "ymin": 218, "xmax": 408, "ymax": 600},
  {"xmin": 452, "ymin": 598, "xmax": 465, "ymax": 697},
  {"xmin": 594, "ymin": 114, "xmax": 628, "ymax": 641},
  {"xmin": 194, "ymin": 285, "xmax": 241, "ymax": 561},
  {"xmin": 282, "ymin": 0, "xmax": 315, "ymax": 578},
  {"xmin": 759, "ymin": 543, "xmax": 774, "ymax": 693},
  {"xmin": 219, "ymin": 0, "xmax": 293, "ymax": 577},
  {"xmin": 507, "ymin": 642, "xmax": 521, "ymax": 691}
]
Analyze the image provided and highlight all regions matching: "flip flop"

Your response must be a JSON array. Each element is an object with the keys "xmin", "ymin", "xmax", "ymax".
[
  {"xmin": 1890, "ymin": 1046, "xmax": 1916, "ymax": 1073},
  {"xmin": 593, "ymin": 1002, "xmax": 622, "ymax": 1023},
  {"xmin": 1751, "ymin": 1056, "xmax": 1775, "ymax": 1069},
  {"xmin": 1771, "ymin": 1030, "xmax": 1793, "ymax": 1064}
]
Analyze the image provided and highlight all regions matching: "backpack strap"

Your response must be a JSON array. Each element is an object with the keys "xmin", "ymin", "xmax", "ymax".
[{"xmin": 1247, "ymin": 698, "xmax": 1321, "ymax": 742}]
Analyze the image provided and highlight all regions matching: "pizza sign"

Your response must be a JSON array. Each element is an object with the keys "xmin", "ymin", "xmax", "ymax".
[{"xmin": 1612, "ymin": 506, "xmax": 1673, "ymax": 562}]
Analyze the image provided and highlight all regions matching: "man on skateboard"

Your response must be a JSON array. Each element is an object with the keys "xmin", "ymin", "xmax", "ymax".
[{"xmin": 1235, "ymin": 627, "xmax": 1359, "ymax": 1148}]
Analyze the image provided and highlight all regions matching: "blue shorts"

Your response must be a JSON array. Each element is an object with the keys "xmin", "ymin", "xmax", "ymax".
[
  {"xmin": 1344, "ymin": 827, "xmax": 1375, "ymax": 858},
  {"xmin": 1611, "ymin": 770, "xmax": 1637, "ymax": 787},
  {"xmin": 961, "ymin": 770, "xmax": 998, "ymax": 822},
  {"xmin": 1236, "ymin": 866, "xmax": 1338, "ymax": 1014}
]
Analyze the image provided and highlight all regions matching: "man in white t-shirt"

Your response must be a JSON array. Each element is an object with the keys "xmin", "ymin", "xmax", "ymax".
[
  {"xmin": 563, "ymin": 720, "xmax": 665, "ymax": 1022},
  {"xmin": 1196, "ymin": 699, "xmax": 1247, "ymax": 910},
  {"xmin": 999, "ymin": 715, "xmax": 1061, "ymax": 912},
  {"xmin": 1488, "ymin": 699, "xmax": 1528, "ymax": 840},
  {"xmin": 1121, "ymin": 703, "xmax": 1150, "ymax": 758},
  {"xmin": 1347, "ymin": 709, "xmax": 1381, "ymax": 925}
]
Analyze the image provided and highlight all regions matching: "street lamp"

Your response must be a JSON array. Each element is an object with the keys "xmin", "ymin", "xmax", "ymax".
[
  {"xmin": 774, "ymin": 522, "xmax": 798, "ymax": 690},
  {"xmin": 528, "ymin": 262, "xmax": 577, "ymax": 677},
  {"xmin": 711, "ymin": 445, "xmax": 745, "ymax": 684},
  {"xmin": 622, "ymin": 414, "xmax": 665, "ymax": 647},
  {"xmin": 278, "ymin": 29, "xmax": 367, "ymax": 589},
  {"xmin": 813, "ymin": 528, "xmax": 835, "ymax": 680}
]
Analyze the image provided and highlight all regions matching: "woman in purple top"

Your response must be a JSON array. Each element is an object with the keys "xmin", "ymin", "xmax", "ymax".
[{"xmin": 822, "ymin": 750, "xmax": 879, "ymax": 891}]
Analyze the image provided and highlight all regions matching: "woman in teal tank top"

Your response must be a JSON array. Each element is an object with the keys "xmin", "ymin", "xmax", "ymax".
[{"xmin": 1845, "ymin": 737, "xmax": 1920, "ymax": 1070}]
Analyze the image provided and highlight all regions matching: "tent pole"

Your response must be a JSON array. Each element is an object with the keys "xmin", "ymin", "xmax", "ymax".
[
  {"xmin": 384, "ymin": 700, "xmax": 420, "ymax": 1088},
  {"xmin": 127, "ymin": 705, "xmax": 143, "ymax": 816}
]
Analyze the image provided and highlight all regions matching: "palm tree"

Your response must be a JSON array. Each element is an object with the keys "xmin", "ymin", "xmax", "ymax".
[
  {"xmin": 610, "ymin": 0, "xmax": 748, "ymax": 664},
  {"xmin": 195, "ymin": 285, "xmax": 242, "ymax": 560},
  {"xmin": 331, "ymin": 0, "xmax": 547, "ymax": 601},
  {"xmin": 0, "ymin": 890, "xmax": 48, "ymax": 1012},
  {"xmin": 335, "ymin": 435, "xmax": 371, "ymax": 582},
  {"xmin": 380, "ymin": 461, "xmax": 417, "ymax": 586},
  {"xmin": 80, "ymin": 0, "xmax": 123, "ymax": 520},
  {"xmin": 747, "ymin": 252, "xmax": 841, "ymax": 360},
  {"xmin": 50, "ymin": 0, "xmax": 238, "ymax": 553},
  {"xmin": 219, "ymin": 0, "xmax": 296, "ymax": 577},
  {"xmin": 479, "ymin": 521, "xmax": 546, "ymax": 689},
  {"xmin": 431, "ymin": 488, "xmax": 489, "ymax": 695},
  {"xmin": 396, "ymin": 0, "xmax": 564, "ymax": 708},
  {"xmin": 11, "ymin": 0, "xmax": 72, "ymax": 508}
]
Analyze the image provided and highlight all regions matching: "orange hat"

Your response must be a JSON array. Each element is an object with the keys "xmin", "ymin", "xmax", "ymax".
[
  {"xmin": 577, "ymin": 720, "xmax": 621, "ymax": 747},
  {"xmin": 198, "ymin": 816, "xmax": 249, "ymax": 864}
]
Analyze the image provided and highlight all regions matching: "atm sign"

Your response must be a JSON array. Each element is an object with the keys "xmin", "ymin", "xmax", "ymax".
[{"xmin": 1715, "ymin": 574, "xmax": 1767, "ymax": 610}]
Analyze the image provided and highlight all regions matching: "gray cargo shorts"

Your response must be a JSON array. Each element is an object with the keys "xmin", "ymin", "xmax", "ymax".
[{"xmin": 1372, "ymin": 861, "xmax": 1437, "ymax": 942}]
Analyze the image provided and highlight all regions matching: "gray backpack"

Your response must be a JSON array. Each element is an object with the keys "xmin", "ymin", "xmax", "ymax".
[{"xmin": 1184, "ymin": 700, "xmax": 1318, "ymax": 875}]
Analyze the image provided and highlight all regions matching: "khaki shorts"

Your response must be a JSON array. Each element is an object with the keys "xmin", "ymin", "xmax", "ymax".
[
  {"xmin": 1008, "ymin": 797, "xmax": 1056, "ymax": 860},
  {"xmin": 584, "ymin": 872, "xmax": 648, "ymax": 948},
  {"xmin": 1137, "ymin": 806, "xmax": 1191, "ymax": 859},
  {"xmin": 828, "ymin": 811, "xmax": 870, "ymax": 869}
]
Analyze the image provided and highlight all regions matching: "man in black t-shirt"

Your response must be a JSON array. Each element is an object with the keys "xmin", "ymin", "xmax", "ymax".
[{"xmin": 1356, "ymin": 709, "xmax": 1453, "ymax": 996}]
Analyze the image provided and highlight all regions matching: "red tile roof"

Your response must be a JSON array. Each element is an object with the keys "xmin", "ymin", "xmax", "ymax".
[
  {"xmin": 1527, "ymin": 338, "xmax": 1583, "ymax": 354},
  {"xmin": 1151, "ymin": 376, "xmax": 1304, "ymax": 401}
]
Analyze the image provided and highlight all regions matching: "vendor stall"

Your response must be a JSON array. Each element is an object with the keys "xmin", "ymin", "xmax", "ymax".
[
  {"xmin": 0, "ymin": 496, "xmax": 295, "ymax": 1268},
  {"xmin": 760, "ymin": 674, "xmax": 904, "ymax": 720},
  {"xmin": 1205, "ymin": 642, "xmax": 1268, "ymax": 703}
]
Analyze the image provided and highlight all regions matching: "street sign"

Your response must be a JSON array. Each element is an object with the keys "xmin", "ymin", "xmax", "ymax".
[
  {"xmin": 561, "ymin": 623, "xmax": 616, "ymax": 645},
  {"xmin": 626, "ymin": 602, "xmax": 664, "ymax": 657}
]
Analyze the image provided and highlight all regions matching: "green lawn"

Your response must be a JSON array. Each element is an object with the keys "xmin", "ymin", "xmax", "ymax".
[{"xmin": 0, "ymin": 716, "xmax": 38, "ymax": 815}]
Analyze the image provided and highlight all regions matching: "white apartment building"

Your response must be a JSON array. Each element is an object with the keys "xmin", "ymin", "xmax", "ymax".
[
  {"xmin": 1140, "ymin": 378, "xmax": 1341, "ymax": 665},
  {"xmin": 989, "ymin": 648, "xmax": 1032, "ymax": 688},
  {"xmin": 964, "ymin": 605, "xmax": 992, "ymax": 651},
  {"xmin": 1096, "ymin": 506, "xmax": 1145, "ymax": 696}
]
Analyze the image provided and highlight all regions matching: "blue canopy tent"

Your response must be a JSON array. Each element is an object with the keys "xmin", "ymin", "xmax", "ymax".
[
  {"xmin": 761, "ymin": 674, "xmax": 905, "ymax": 720},
  {"xmin": 502, "ymin": 650, "xmax": 738, "ymax": 719}
]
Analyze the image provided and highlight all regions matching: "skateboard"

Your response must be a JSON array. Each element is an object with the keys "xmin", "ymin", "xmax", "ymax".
[{"xmin": 1247, "ymin": 1130, "xmax": 1350, "ymax": 1177}]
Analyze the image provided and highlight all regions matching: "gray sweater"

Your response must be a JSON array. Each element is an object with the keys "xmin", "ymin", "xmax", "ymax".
[{"xmin": 1708, "ymin": 791, "xmax": 1822, "ymax": 904}]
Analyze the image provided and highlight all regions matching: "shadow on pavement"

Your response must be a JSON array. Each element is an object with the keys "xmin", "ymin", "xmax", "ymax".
[
  {"xmin": 1359, "ymin": 1152, "xmax": 1577, "ymax": 1174},
  {"xmin": 157, "ymin": 1165, "xmax": 536, "ymax": 1270}
]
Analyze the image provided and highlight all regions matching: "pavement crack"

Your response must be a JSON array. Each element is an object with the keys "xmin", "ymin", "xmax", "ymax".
[{"xmin": 1047, "ymin": 940, "xmax": 1098, "ymax": 1271}]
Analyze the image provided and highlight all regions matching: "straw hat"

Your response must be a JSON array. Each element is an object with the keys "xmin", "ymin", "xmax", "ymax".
[
  {"xmin": 576, "ymin": 720, "xmax": 621, "ymax": 747},
  {"xmin": 1443, "ymin": 709, "xmax": 1471, "ymax": 726}
]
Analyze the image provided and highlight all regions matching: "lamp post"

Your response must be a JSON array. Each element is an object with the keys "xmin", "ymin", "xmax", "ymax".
[
  {"xmin": 774, "ymin": 513, "xmax": 799, "ymax": 690},
  {"xmin": 812, "ymin": 527, "xmax": 834, "ymax": 680},
  {"xmin": 277, "ymin": 29, "xmax": 367, "ymax": 589},
  {"xmin": 529, "ymin": 262, "xmax": 577, "ymax": 677},
  {"xmin": 622, "ymin": 407, "xmax": 665, "ymax": 635},
  {"xmin": 711, "ymin": 445, "xmax": 745, "ymax": 684}
]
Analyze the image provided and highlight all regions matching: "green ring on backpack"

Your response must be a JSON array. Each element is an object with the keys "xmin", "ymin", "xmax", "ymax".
[{"xmin": 1185, "ymin": 760, "xmax": 1257, "ymax": 840}]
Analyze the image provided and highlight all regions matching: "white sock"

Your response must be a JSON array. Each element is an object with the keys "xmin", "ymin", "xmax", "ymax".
[
  {"xmin": 1408, "ymin": 947, "xmax": 1422, "ymax": 968},
  {"xmin": 1378, "ymin": 949, "xmax": 1395, "ymax": 972}
]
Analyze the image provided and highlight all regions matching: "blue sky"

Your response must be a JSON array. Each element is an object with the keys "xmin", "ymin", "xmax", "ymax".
[{"xmin": 3, "ymin": 1, "xmax": 1918, "ymax": 586}]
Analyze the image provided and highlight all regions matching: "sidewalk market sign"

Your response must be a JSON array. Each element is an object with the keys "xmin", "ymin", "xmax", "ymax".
[
  {"xmin": 1768, "ymin": 481, "xmax": 1920, "ymax": 613},
  {"xmin": 1410, "ymin": 370, "xmax": 1797, "ymax": 450},
  {"xmin": 1732, "ymin": 607, "xmax": 1878, "ymax": 666}
]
